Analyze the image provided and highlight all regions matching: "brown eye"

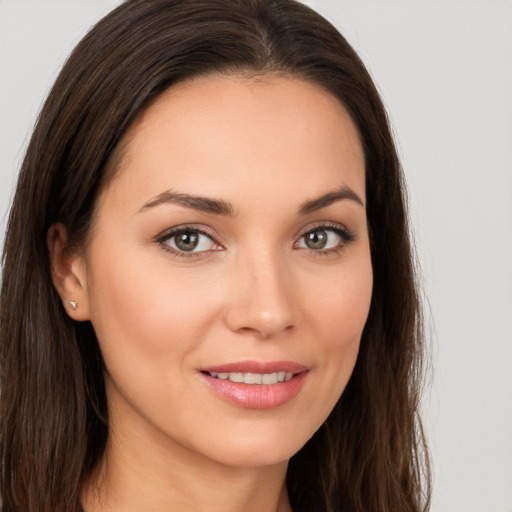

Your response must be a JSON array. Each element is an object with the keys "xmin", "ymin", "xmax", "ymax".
[
  {"xmin": 296, "ymin": 226, "xmax": 350, "ymax": 252},
  {"xmin": 304, "ymin": 230, "xmax": 328, "ymax": 249},
  {"xmin": 162, "ymin": 229, "xmax": 218, "ymax": 254},
  {"xmin": 174, "ymin": 231, "xmax": 199, "ymax": 251}
]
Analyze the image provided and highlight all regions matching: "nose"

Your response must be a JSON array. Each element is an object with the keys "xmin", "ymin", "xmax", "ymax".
[{"xmin": 223, "ymin": 249, "xmax": 296, "ymax": 339}]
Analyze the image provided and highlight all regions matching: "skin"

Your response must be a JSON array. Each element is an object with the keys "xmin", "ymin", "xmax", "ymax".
[{"xmin": 49, "ymin": 74, "xmax": 373, "ymax": 512}]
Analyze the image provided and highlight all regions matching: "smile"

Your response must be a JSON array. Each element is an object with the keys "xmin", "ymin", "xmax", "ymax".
[
  {"xmin": 206, "ymin": 371, "xmax": 294, "ymax": 384},
  {"xmin": 200, "ymin": 361, "xmax": 309, "ymax": 409}
]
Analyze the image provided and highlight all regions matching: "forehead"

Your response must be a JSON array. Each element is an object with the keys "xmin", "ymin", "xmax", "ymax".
[{"xmin": 100, "ymin": 74, "xmax": 365, "ymax": 213}]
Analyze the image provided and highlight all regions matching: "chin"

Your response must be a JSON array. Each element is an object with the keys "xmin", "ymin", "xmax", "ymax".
[{"xmin": 184, "ymin": 417, "xmax": 319, "ymax": 469}]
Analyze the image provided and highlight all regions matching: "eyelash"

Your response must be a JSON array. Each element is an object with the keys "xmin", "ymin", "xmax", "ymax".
[
  {"xmin": 155, "ymin": 222, "xmax": 355, "ymax": 259},
  {"xmin": 295, "ymin": 223, "xmax": 356, "ymax": 257},
  {"xmin": 156, "ymin": 225, "xmax": 219, "ymax": 259}
]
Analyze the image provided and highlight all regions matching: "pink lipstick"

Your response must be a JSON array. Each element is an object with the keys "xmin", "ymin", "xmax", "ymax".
[{"xmin": 199, "ymin": 360, "xmax": 308, "ymax": 409}]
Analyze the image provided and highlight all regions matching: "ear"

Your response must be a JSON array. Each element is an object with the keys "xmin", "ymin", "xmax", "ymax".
[{"xmin": 47, "ymin": 223, "xmax": 90, "ymax": 321}]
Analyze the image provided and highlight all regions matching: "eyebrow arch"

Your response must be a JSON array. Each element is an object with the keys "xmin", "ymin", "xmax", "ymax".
[
  {"xmin": 298, "ymin": 185, "xmax": 364, "ymax": 215},
  {"xmin": 139, "ymin": 190, "xmax": 235, "ymax": 216}
]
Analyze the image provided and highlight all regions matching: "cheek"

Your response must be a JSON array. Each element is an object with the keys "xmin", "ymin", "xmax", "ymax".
[
  {"xmin": 85, "ymin": 249, "xmax": 227, "ymax": 435},
  {"xmin": 305, "ymin": 257, "xmax": 373, "ymax": 345},
  {"xmin": 301, "ymin": 254, "xmax": 373, "ymax": 390},
  {"xmin": 85, "ymin": 244, "xmax": 221, "ymax": 374}
]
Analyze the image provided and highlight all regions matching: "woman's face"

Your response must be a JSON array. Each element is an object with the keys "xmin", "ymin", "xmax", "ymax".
[{"xmin": 80, "ymin": 75, "xmax": 372, "ymax": 467}]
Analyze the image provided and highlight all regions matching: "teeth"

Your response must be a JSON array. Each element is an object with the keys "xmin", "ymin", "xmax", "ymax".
[
  {"xmin": 245, "ymin": 373, "xmax": 262, "ymax": 384},
  {"xmin": 208, "ymin": 371, "xmax": 294, "ymax": 384},
  {"xmin": 262, "ymin": 373, "xmax": 277, "ymax": 384}
]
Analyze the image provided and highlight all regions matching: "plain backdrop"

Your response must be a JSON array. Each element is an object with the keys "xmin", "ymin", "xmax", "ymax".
[{"xmin": 1, "ymin": 1, "xmax": 511, "ymax": 511}]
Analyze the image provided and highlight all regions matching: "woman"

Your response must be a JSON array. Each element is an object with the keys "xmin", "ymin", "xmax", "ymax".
[{"xmin": 0, "ymin": 0, "xmax": 430, "ymax": 511}]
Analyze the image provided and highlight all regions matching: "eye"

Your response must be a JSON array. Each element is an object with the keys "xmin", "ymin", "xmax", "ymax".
[
  {"xmin": 296, "ymin": 225, "xmax": 353, "ymax": 252},
  {"xmin": 160, "ymin": 228, "xmax": 219, "ymax": 254}
]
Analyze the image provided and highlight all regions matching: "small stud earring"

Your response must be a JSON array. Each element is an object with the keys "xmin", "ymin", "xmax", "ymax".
[{"xmin": 69, "ymin": 300, "xmax": 78, "ymax": 310}]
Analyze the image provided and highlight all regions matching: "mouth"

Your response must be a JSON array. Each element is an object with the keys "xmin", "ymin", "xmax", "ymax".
[
  {"xmin": 202, "ymin": 370, "xmax": 295, "ymax": 384},
  {"xmin": 199, "ymin": 361, "xmax": 309, "ymax": 409}
]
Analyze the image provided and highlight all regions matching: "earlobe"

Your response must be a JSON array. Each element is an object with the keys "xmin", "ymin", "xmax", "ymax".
[{"xmin": 47, "ymin": 223, "xmax": 90, "ymax": 321}]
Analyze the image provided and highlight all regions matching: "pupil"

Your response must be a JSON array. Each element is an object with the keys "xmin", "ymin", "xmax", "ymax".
[
  {"xmin": 176, "ymin": 231, "xmax": 199, "ymax": 251},
  {"xmin": 306, "ymin": 230, "xmax": 327, "ymax": 249}
]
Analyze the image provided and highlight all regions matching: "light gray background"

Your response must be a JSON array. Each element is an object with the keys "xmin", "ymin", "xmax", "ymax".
[{"xmin": 1, "ymin": 1, "xmax": 511, "ymax": 511}]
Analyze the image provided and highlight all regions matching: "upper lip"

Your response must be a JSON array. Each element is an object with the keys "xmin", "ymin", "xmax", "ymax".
[{"xmin": 201, "ymin": 360, "xmax": 308, "ymax": 374}]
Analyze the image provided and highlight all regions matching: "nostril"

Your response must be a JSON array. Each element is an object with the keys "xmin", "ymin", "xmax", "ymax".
[
  {"xmin": 236, "ymin": 324, "xmax": 294, "ymax": 339},
  {"xmin": 238, "ymin": 326, "xmax": 268, "ymax": 338},
  {"xmin": 223, "ymin": 287, "xmax": 296, "ymax": 338}
]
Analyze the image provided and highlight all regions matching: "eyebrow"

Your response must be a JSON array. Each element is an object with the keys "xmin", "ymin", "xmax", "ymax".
[
  {"xmin": 298, "ymin": 185, "xmax": 364, "ymax": 214},
  {"xmin": 138, "ymin": 184, "xmax": 364, "ymax": 216},
  {"xmin": 139, "ymin": 191, "xmax": 234, "ymax": 216}
]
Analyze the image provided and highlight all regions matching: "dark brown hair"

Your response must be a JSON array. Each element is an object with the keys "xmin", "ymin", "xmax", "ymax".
[{"xmin": 0, "ymin": 1, "xmax": 431, "ymax": 511}]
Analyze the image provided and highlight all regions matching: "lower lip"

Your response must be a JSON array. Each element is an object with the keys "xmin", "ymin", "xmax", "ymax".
[{"xmin": 200, "ymin": 371, "xmax": 308, "ymax": 409}]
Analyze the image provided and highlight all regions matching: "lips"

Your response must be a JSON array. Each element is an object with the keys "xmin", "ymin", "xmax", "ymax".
[
  {"xmin": 206, "ymin": 371, "xmax": 294, "ymax": 384},
  {"xmin": 202, "ymin": 361, "xmax": 308, "ymax": 374},
  {"xmin": 199, "ymin": 360, "xmax": 309, "ymax": 409}
]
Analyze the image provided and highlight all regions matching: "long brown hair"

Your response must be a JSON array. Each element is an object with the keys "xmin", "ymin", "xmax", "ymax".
[{"xmin": 0, "ymin": 1, "xmax": 431, "ymax": 510}]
